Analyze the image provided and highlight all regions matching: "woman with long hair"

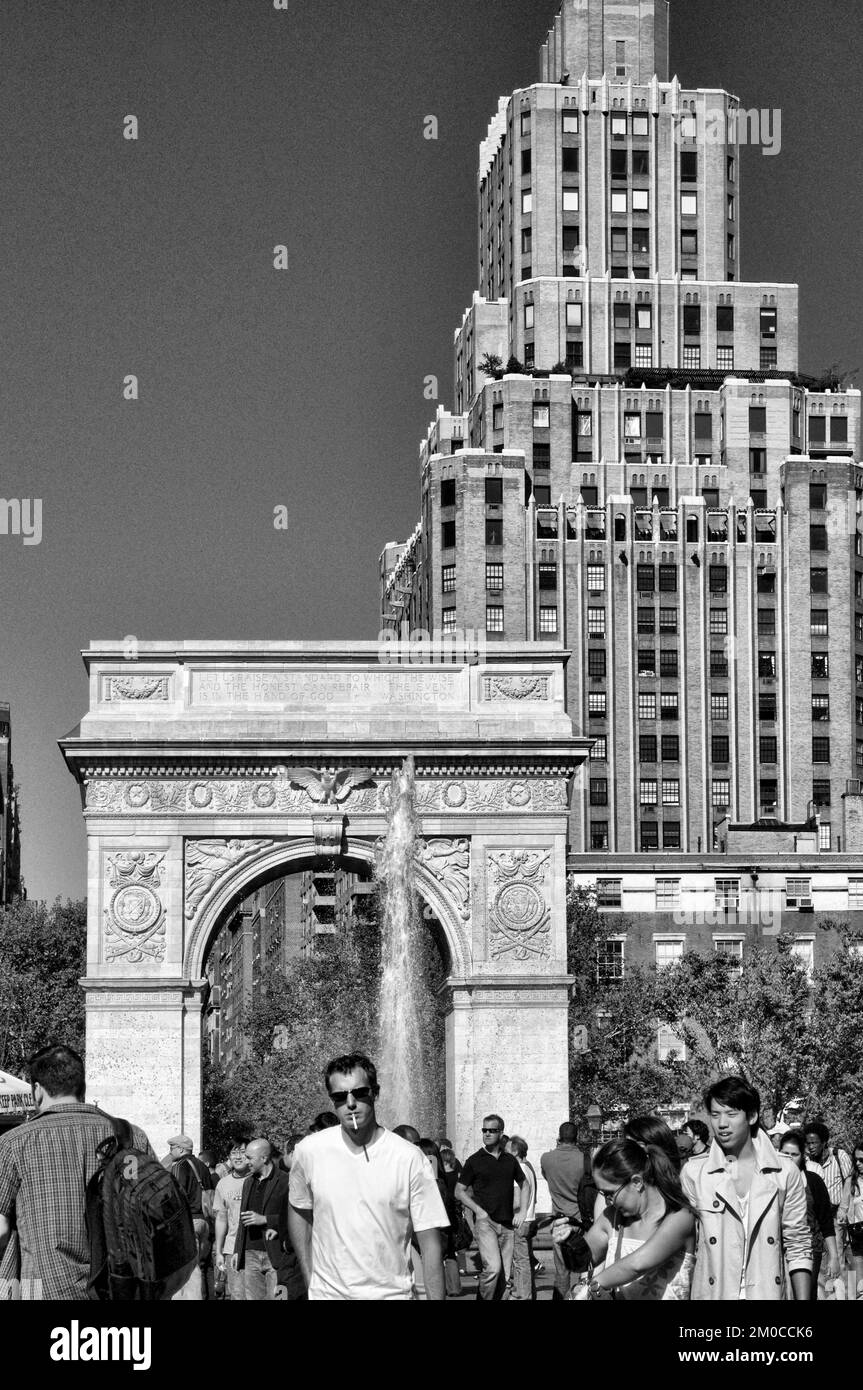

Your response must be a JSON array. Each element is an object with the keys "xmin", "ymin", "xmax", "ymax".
[
  {"xmin": 554, "ymin": 1136, "xmax": 695, "ymax": 1300},
  {"xmin": 840, "ymin": 1140, "xmax": 863, "ymax": 1299}
]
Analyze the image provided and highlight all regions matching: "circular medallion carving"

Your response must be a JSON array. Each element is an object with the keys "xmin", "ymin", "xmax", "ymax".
[
  {"xmin": 506, "ymin": 781, "xmax": 531, "ymax": 807},
  {"xmin": 110, "ymin": 884, "xmax": 161, "ymax": 936},
  {"xmin": 494, "ymin": 882, "xmax": 545, "ymax": 936},
  {"xmin": 253, "ymin": 783, "xmax": 276, "ymax": 808},
  {"xmin": 190, "ymin": 783, "xmax": 213, "ymax": 808},
  {"xmin": 444, "ymin": 781, "xmax": 467, "ymax": 807},
  {"xmin": 125, "ymin": 783, "xmax": 151, "ymax": 809}
]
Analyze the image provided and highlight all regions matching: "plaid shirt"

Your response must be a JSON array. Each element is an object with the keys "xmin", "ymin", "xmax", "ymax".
[{"xmin": 0, "ymin": 1103, "xmax": 153, "ymax": 1300}]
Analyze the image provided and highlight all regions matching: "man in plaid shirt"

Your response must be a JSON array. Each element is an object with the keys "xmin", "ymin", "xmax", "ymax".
[{"xmin": 0, "ymin": 1044, "xmax": 154, "ymax": 1300}]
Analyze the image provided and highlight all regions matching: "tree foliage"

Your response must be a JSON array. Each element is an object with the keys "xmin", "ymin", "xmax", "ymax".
[
  {"xmin": 0, "ymin": 898, "xmax": 87, "ymax": 1073},
  {"xmin": 803, "ymin": 922, "xmax": 863, "ymax": 1147}
]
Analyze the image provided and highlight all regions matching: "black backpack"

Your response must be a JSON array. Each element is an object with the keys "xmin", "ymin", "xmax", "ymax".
[{"xmin": 85, "ymin": 1116, "xmax": 198, "ymax": 1300}]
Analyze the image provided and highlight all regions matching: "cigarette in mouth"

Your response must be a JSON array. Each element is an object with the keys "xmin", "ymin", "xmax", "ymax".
[{"xmin": 351, "ymin": 1113, "xmax": 358, "ymax": 1131}]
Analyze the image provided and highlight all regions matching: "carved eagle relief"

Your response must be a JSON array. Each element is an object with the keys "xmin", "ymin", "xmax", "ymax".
[{"xmin": 274, "ymin": 766, "xmax": 375, "ymax": 806}]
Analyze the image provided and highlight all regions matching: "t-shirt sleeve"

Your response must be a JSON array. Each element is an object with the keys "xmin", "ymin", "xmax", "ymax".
[
  {"xmin": 512, "ymin": 1159, "xmax": 526, "ymax": 1186},
  {"xmin": 288, "ymin": 1146, "xmax": 313, "ymax": 1210},
  {"xmin": 213, "ymin": 1178, "xmax": 230, "ymax": 1215},
  {"xmin": 459, "ymin": 1157, "xmax": 476, "ymax": 1188},
  {"xmin": 409, "ymin": 1151, "xmax": 450, "ymax": 1232},
  {"xmin": 0, "ymin": 1141, "xmax": 20, "ymax": 1218}
]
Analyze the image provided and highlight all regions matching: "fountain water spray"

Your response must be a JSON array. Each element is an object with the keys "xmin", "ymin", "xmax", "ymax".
[{"xmin": 377, "ymin": 756, "xmax": 436, "ymax": 1135}]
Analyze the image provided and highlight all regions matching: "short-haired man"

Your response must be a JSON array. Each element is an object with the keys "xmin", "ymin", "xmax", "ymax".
[
  {"xmin": 682, "ymin": 1119, "xmax": 710, "ymax": 1160},
  {"xmin": 288, "ymin": 1052, "xmax": 447, "ymax": 1300},
  {"xmin": 682, "ymin": 1075, "xmax": 811, "ymax": 1300},
  {"xmin": 803, "ymin": 1121, "xmax": 852, "ymax": 1220},
  {"xmin": 213, "ymin": 1143, "xmax": 251, "ymax": 1300},
  {"xmin": 168, "ymin": 1133, "xmax": 215, "ymax": 1300},
  {"xmin": 0, "ymin": 1044, "xmax": 154, "ymax": 1300},
  {"xmin": 540, "ymin": 1121, "xmax": 585, "ymax": 1300},
  {"xmin": 506, "ymin": 1136, "xmax": 537, "ymax": 1300},
  {"xmin": 455, "ymin": 1114, "xmax": 527, "ymax": 1301},
  {"xmin": 235, "ymin": 1138, "xmax": 291, "ymax": 1300}
]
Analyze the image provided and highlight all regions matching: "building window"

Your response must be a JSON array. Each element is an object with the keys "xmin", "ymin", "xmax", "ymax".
[
  {"xmin": 521, "ymin": 228, "xmax": 532, "ymax": 256},
  {"xmin": 715, "ymin": 938, "xmax": 743, "ymax": 977},
  {"xmin": 562, "ymin": 111, "xmax": 579, "ymax": 134},
  {"xmin": 760, "ymin": 779, "xmax": 777, "ymax": 810},
  {"xmin": 727, "ymin": 233, "xmax": 736, "ymax": 261},
  {"xmin": 588, "ymin": 647, "xmax": 606, "ymax": 676},
  {"xmin": 611, "ymin": 191, "xmax": 627, "ymax": 214},
  {"xmin": 637, "ymin": 607, "xmax": 655, "ymax": 634},
  {"xmin": 596, "ymin": 877, "xmax": 621, "ymax": 906},
  {"xmin": 539, "ymin": 606, "xmax": 558, "ymax": 634},
  {"xmin": 655, "ymin": 934, "xmax": 684, "ymax": 965},
  {"xmin": 749, "ymin": 406, "xmax": 767, "ymax": 433},
  {"xmin": 441, "ymin": 478, "xmax": 456, "ymax": 506},
  {"xmin": 813, "ymin": 779, "xmax": 831, "ymax": 807},
  {"xmin": 659, "ymin": 649, "xmax": 678, "ymax": 677},
  {"xmin": 587, "ymin": 607, "xmax": 606, "ymax": 637},
  {"xmin": 591, "ymin": 735, "xmax": 608, "ymax": 760},
  {"xmin": 441, "ymin": 608, "xmax": 456, "ymax": 634},
  {"xmin": 587, "ymin": 563, "xmax": 605, "ymax": 591},
  {"xmin": 633, "ymin": 114, "xmax": 650, "ymax": 137},
  {"xmin": 634, "ymin": 344, "xmax": 653, "ymax": 368},
  {"xmin": 614, "ymin": 341, "xmax": 631, "ymax": 369},
  {"xmin": 659, "ymin": 608, "xmax": 678, "ymax": 633},
  {"xmin": 749, "ymin": 448, "xmax": 766, "ymax": 474},
  {"xmin": 709, "ymin": 609, "xmax": 728, "ymax": 635},
  {"xmin": 681, "ymin": 192, "xmax": 698, "ymax": 217},
  {"xmin": 577, "ymin": 411, "xmax": 593, "ymax": 439},
  {"xmin": 590, "ymin": 778, "xmax": 608, "ymax": 806},
  {"xmin": 562, "ymin": 188, "xmax": 579, "ymax": 213},
  {"xmin": 810, "ymin": 568, "xmax": 828, "ymax": 593},
  {"xmin": 588, "ymin": 692, "xmax": 607, "ymax": 718},
  {"xmin": 637, "ymin": 564, "xmax": 655, "ymax": 593},
  {"xmin": 811, "ymin": 695, "xmax": 830, "ymax": 721},
  {"xmin": 758, "ymin": 652, "xmax": 776, "ymax": 679},
  {"xmin": 662, "ymin": 779, "xmax": 680, "ymax": 805},
  {"xmin": 524, "ymin": 303, "xmax": 535, "ymax": 331},
  {"xmin": 711, "ymin": 734, "xmax": 729, "ymax": 764},
  {"xmin": 848, "ymin": 878, "xmax": 863, "ymax": 909},
  {"xmin": 791, "ymin": 938, "xmax": 815, "ymax": 977},
  {"xmin": 566, "ymin": 340, "xmax": 584, "ymax": 369},
  {"xmin": 662, "ymin": 735, "xmax": 680, "ymax": 762},
  {"xmin": 562, "ymin": 146, "xmax": 579, "ymax": 174},
  {"xmin": 810, "ymin": 610, "xmax": 829, "ymax": 637},
  {"xmin": 522, "ymin": 191, "xmax": 532, "ymax": 214},
  {"xmin": 441, "ymin": 520, "xmax": 456, "ymax": 549},
  {"xmin": 661, "ymin": 693, "xmax": 679, "ymax": 721},
  {"xmin": 759, "ymin": 692, "xmax": 776, "ymax": 721},
  {"xmin": 683, "ymin": 346, "xmax": 701, "ymax": 369},
  {"xmin": 760, "ymin": 736, "xmax": 778, "ymax": 763},
  {"xmin": 597, "ymin": 938, "xmax": 625, "ymax": 981},
  {"xmin": 632, "ymin": 189, "xmax": 649, "ymax": 212},
  {"xmin": 712, "ymin": 779, "xmax": 731, "ymax": 808},
  {"xmin": 658, "ymin": 565, "xmax": 677, "ymax": 592},
  {"xmin": 591, "ymin": 821, "xmax": 610, "ymax": 851},
  {"xmin": 486, "ymin": 562, "xmax": 503, "ymax": 591},
  {"xmin": 638, "ymin": 648, "xmax": 656, "ymax": 676},
  {"xmin": 715, "ymin": 878, "xmax": 740, "ymax": 911},
  {"xmin": 566, "ymin": 301, "xmax": 583, "ymax": 329},
  {"xmin": 611, "ymin": 151, "xmax": 626, "ymax": 183},
  {"xmin": 632, "ymin": 227, "xmax": 650, "ymax": 254},
  {"xmin": 711, "ymin": 649, "xmax": 729, "ymax": 677},
  {"xmin": 818, "ymin": 822, "xmax": 831, "ymax": 850},
  {"xmin": 708, "ymin": 563, "xmax": 727, "ymax": 594},
  {"xmin": 757, "ymin": 609, "xmax": 775, "ymax": 636},
  {"xmin": 486, "ymin": 605, "xmax": 504, "ymax": 633},
  {"xmin": 638, "ymin": 692, "xmax": 657, "ymax": 719},
  {"xmin": 640, "ymin": 734, "xmax": 657, "ymax": 762},
  {"xmin": 812, "ymin": 736, "xmax": 831, "ymax": 763},
  {"xmin": 663, "ymin": 822, "xmax": 681, "ymax": 848},
  {"xmin": 538, "ymin": 562, "xmax": 557, "ymax": 590},
  {"xmin": 442, "ymin": 565, "xmax": 456, "ymax": 593},
  {"xmin": 532, "ymin": 402, "xmax": 550, "ymax": 429},
  {"xmin": 680, "ymin": 151, "xmax": 697, "ymax": 181},
  {"xmin": 640, "ymin": 821, "xmax": 659, "ymax": 851},
  {"xmin": 711, "ymin": 694, "xmax": 729, "ymax": 719},
  {"xmin": 717, "ymin": 346, "xmax": 734, "ymax": 371},
  {"xmin": 485, "ymin": 518, "xmax": 503, "ymax": 545}
]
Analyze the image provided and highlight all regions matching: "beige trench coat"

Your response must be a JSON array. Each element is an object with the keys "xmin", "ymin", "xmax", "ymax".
[{"xmin": 681, "ymin": 1130, "xmax": 812, "ymax": 1300}]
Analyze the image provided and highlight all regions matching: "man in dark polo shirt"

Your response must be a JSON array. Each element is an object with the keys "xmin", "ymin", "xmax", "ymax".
[
  {"xmin": 455, "ymin": 1114, "xmax": 527, "ymax": 1300},
  {"xmin": 235, "ymin": 1138, "xmax": 291, "ymax": 1300}
]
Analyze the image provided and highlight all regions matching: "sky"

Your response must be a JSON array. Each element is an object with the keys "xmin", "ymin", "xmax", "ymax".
[{"xmin": 1, "ymin": 0, "xmax": 861, "ymax": 903}]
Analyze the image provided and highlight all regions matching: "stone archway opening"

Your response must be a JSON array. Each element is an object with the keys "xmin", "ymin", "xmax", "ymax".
[{"xmin": 198, "ymin": 851, "xmax": 452, "ymax": 1148}]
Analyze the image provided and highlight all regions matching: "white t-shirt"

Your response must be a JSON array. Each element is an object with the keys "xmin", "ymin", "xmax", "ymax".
[
  {"xmin": 289, "ymin": 1126, "xmax": 448, "ymax": 1300},
  {"xmin": 213, "ymin": 1173, "xmax": 246, "ymax": 1255}
]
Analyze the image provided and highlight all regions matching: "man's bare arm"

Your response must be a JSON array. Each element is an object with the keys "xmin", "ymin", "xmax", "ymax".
[
  {"xmin": 287, "ymin": 1204, "xmax": 313, "ymax": 1288},
  {"xmin": 0, "ymin": 1213, "xmax": 10, "ymax": 1263},
  {"xmin": 416, "ymin": 1227, "xmax": 445, "ymax": 1301}
]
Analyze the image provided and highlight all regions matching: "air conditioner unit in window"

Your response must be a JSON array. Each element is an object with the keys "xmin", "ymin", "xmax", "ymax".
[{"xmin": 798, "ymin": 898, "xmax": 814, "ymax": 911}]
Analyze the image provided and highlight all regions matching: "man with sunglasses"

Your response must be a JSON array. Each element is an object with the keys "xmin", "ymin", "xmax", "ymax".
[
  {"xmin": 455, "ymin": 1115, "xmax": 527, "ymax": 1300},
  {"xmin": 288, "ymin": 1052, "xmax": 447, "ymax": 1300}
]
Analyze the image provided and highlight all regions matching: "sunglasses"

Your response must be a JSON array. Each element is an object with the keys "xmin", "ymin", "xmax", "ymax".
[
  {"xmin": 329, "ymin": 1086, "xmax": 374, "ymax": 1106},
  {"xmin": 482, "ymin": 1127, "xmax": 501, "ymax": 1134}
]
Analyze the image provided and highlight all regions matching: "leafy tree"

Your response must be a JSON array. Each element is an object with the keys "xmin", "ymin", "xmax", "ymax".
[
  {"xmin": 567, "ymin": 885, "xmax": 674, "ymax": 1121},
  {"xmin": 505, "ymin": 355, "xmax": 525, "ymax": 374},
  {"xmin": 479, "ymin": 352, "xmax": 503, "ymax": 377},
  {"xmin": 655, "ymin": 938, "xmax": 813, "ymax": 1120},
  {"xmin": 803, "ymin": 921, "xmax": 863, "ymax": 1148},
  {"xmin": 0, "ymin": 898, "xmax": 86, "ymax": 1072}
]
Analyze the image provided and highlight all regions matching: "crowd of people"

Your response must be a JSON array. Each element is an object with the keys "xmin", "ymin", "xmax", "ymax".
[{"xmin": 0, "ymin": 1043, "xmax": 861, "ymax": 1302}]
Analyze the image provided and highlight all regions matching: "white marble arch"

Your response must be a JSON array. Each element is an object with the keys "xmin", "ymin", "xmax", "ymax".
[{"xmin": 62, "ymin": 641, "xmax": 591, "ymax": 1169}]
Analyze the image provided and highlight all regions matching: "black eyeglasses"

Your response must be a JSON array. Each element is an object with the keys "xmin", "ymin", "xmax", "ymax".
[
  {"xmin": 329, "ymin": 1086, "xmax": 374, "ymax": 1106},
  {"xmin": 481, "ymin": 1127, "xmax": 501, "ymax": 1134}
]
